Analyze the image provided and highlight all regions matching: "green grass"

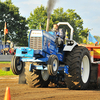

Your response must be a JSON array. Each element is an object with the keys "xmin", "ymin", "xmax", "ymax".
[
  {"xmin": 0, "ymin": 69, "xmax": 15, "ymax": 76},
  {"xmin": 0, "ymin": 62, "xmax": 11, "ymax": 64}
]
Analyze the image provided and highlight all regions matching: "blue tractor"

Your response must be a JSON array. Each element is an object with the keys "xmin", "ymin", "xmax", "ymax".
[{"xmin": 11, "ymin": 22, "xmax": 91, "ymax": 89}]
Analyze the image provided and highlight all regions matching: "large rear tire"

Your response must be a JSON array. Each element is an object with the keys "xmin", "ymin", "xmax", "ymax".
[
  {"xmin": 25, "ymin": 62, "xmax": 50, "ymax": 88},
  {"xmin": 65, "ymin": 46, "xmax": 91, "ymax": 90}
]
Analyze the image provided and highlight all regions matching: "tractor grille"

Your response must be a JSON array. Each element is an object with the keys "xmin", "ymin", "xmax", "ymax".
[{"xmin": 30, "ymin": 37, "xmax": 42, "ymax": 50}]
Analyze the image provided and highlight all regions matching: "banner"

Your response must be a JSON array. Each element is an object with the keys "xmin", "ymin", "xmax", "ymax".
[
  {"xmin": 88, "ymin": 32, "xmax": 98, "ymax": 44},
  {"xmin": 4, "ymin": 22, "xmax": 8, "ymax": 35}
]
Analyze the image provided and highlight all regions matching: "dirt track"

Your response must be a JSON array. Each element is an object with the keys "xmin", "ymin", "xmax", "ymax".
[
  {"xmin": 0, "ymin": 63, "xmax": 11, "ymax": 69},
  {"xmin": 0, "ymin": 64, "xmax": 100, "ymax": 100}
]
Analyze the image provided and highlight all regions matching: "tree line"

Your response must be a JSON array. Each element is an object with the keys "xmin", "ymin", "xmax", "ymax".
[
  {"xmin": 0, "ymin": 0, "xmax": 28, "ymax": 46},
  {"xmin": 27, "ymin": 5, "xmax": 89, "ymax": 43},
  {"xmin": 0, "ymin": 0, "xmax": 97, "ymax": 46}
]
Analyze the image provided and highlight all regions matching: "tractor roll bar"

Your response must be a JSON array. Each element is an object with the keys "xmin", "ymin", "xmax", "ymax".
[{"xmin": 57, "ymin": 22, "xmax": 74, "ymax": 40}]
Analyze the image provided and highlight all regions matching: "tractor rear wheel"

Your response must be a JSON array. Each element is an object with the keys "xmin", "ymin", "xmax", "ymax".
[
  {"xmin": 65, "ymin": 46, "xmax": 91, "ymax": 90},
  {"xmin": 25, "ymin": 62, "xmax": 50, "ymax": 88}
]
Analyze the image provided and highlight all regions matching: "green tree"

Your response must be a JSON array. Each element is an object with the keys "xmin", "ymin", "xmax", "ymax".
[
  {"xmin": 0, "ymin": 0, "xmax": 28, "ymax": 46},
  {"xmin": 28, "ymin": 6, "xmax": 88, "ymax": 43},
  {"xmin": 94, "ymin": 36, "xmax": 100, "ymax": 42},
  {"xmin": 52, "ymin": 8, "xmax": 88, "ymax": 43},
  {"xmin": 28, "ymin": 5, "xmax": 47, "ymax": 30},
  {"xmin": 27, "ymin": 5, "xmax": 54, "ymax": 30}
]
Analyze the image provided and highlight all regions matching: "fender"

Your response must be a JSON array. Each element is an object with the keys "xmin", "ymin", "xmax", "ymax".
[{"xmin": 63, "ymin": 40, "xmax": 78, "ymax": 51}]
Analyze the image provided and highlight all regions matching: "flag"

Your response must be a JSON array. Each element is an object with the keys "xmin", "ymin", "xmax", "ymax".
[
  {"xmin": 4, "ymin": 22, "xmax": 8, "ymax": 35},
  {"xmin": 88, "ymin": 32, "xmax": 98, "ymax": 44}
]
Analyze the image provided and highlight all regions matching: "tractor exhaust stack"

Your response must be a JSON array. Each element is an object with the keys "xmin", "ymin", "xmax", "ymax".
[
  {"xmin": 46, "ymin": 0, "xmax": 57, "ymax": 32},
  {"xmin": 46, "ymin": 17, "xmax": 50, "ymax": 32}
]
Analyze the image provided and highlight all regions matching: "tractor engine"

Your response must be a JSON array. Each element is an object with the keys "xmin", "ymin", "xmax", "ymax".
[
  {"xmin": 29, "ymin": 30, "xmax": 56, "ymax": 57},
  {"xmin": 15, "ymin": 30, "xmax": 58, "ymax": 59}
]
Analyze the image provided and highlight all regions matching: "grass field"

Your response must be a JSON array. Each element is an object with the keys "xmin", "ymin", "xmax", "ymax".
[
  {"xmin": 0, "ymin": 69, "xmax": 14, "ymax": 76},
  {"xmin": 0, "ymin": 62, "xmax": 11, "ymax": 64},
  {"xmin": 0, "ymin": 62, "xmax": 14, "ymax": 76}
]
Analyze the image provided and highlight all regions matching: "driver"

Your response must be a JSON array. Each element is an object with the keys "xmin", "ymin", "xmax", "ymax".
[
  {"xmin": 53, "ymin": 24, "xmax": 59, "ymax": 36},
  {"xmin": 53, "ymin": 24, "xmax": 65, "ymax": 47}
]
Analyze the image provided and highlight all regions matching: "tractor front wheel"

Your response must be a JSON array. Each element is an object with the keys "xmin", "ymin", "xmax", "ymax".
[
  {"xmin": 25, "ymin": 62, "xmax": 50, "ymax": 88},
  {"xmin": 47, "ymin": 55, "xmax": 59, "ymax": 76},
  {"xmin": 11, "ymin": 56, "xmax": 23, "ymax": 75}
]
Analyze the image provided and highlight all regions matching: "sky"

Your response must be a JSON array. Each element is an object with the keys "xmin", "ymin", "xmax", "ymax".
[{"xmin": 2, "ymin": 0, "xmax": 100, "ymax": 36}]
